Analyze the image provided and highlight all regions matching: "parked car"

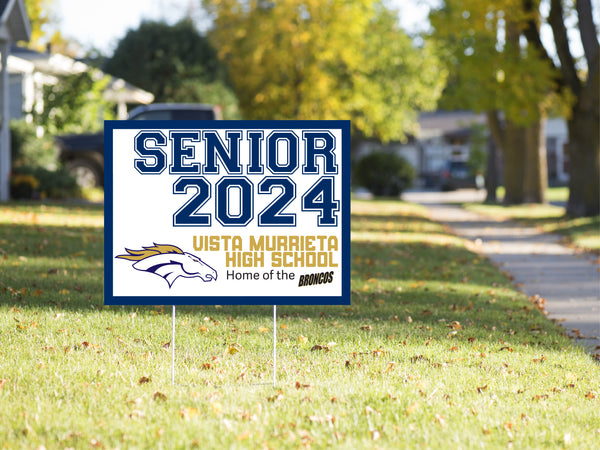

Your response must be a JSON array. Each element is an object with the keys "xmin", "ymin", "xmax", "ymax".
[
  {"xmin": 440, "ymin": 160, "xmax": 478, "ymax": 191},
  {"xmin": 56, "ymin": 103, "xmax": 222, "ymax": 188}
]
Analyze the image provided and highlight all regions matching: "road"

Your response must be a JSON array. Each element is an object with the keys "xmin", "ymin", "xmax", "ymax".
[{"xmin": 402, "ymin": 189, "xmax": 600, "ymax": 353}]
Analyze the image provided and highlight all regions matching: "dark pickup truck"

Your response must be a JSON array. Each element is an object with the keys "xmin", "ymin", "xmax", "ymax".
[{"xmin": 55, "ymin": 103, "xmax": 221, "ymax": 188}]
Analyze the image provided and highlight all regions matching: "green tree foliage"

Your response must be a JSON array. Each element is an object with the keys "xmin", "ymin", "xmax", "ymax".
[
  {"xmin": 37, "ymin": 70, "xmax": 114, "ymax": 135},
  {"xmin": 467, "ymin": 124, "xmax": 486, "ymax": 176},
  {"xmin": 431, "ymin": 1, "xmax": 559, "ymax": 123},
  {"xmin": 166, "ymin": 79, "xmax": 241, "ymax": 119},
  {"xmin": 10, "ymin": 119, "xmax": 58, "ymax": 169},
  {"xmin": 104, "ymin": 19, "xmax": 239, "ymax": 117},
  {"xmin": 203, "ymin": 0, "xmax": 446, "ymax": 142}
]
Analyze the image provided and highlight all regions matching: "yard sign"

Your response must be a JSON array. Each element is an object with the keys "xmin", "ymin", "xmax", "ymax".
[{"xmin": 104, "ymin": 120, "xmax": 350, "ymax": 305}]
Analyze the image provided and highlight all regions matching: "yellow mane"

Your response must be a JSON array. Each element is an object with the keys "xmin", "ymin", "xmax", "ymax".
[{"xmin": 116, "ymin": 244, "xmax": 184, "ymax": 261}]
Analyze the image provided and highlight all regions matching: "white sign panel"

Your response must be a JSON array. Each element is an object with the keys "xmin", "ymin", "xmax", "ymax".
[{"xmin": 104, "ymin": 120, "xmax": 350, "ymax": 305}]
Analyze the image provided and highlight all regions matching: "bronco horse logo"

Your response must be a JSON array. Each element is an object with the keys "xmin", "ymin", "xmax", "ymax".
[{"xmin": 116, "ymin": 244, "xmax": 217, "ymax": 288}]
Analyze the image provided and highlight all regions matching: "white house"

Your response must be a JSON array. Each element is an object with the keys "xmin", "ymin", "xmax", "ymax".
[
  {"xmin": 7, "ymin": 44, "xmax": 154, "ymax": 122},
  {"xmin": 545, "ymin": 117, "xmax": 569, "ymax": 184},
  {"xmin": 1, "ymin": 0, "xmax": 30, "ymax": 201},
  {"xmin": 356, "ymin": 111, "xmax": 570, "ymax": 187}
]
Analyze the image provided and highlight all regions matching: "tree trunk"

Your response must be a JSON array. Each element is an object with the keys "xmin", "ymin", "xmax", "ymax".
[
  {"xmin": 565, "ymin": 45, "xmax": 599, "ymax": 217},
  {"xmin": 566, "ymin": 105, "xmax": 600, "ymax": 216},
  {"xmin": 523, "ymin": 115, "xmax": 547, "ymax": 203},
  {"xmin": 485, "ymin": 110, "xmax": 504, "ymax": 203},
  {"xmin": 548, "ymin": 0, "xmax": 599, "ymax": 217},
  {"xmin": 484, "ymin": 138, "xmax": 498, "ymax": 203},
  {"xmin": 503, "ymin": 119, "xmax": 527, "ymax": 204}
]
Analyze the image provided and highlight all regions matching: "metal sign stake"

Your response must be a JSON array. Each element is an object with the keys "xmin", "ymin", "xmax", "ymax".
[
  {"xmin": 171, "ymin": 305, "xmax": 176, "ymax": 386},
  {"xmin": 273, "ymin": 305, "xmax": 277, "ymax": 388}
]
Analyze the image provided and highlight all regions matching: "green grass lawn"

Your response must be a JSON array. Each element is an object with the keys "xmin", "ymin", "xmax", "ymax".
[
  {"xmin": 1, "ymin": 200, "xmax": 598, "ymax": 449},
  {"xmin": 464, "ymin": 189, "xmax": 600, "ymax": 253},
  {"xmin": 494, "ymin": 186, "xmax": 570, "ymax": 204}
]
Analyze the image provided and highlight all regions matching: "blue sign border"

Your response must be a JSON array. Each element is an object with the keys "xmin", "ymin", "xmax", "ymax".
[{"xmin": 104, "ymin": 120, "xmax": 351, "ymax": 305}]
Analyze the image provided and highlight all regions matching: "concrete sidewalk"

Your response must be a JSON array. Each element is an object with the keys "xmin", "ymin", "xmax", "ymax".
[{"xmin": 403, "ymin": 190, "xmax": 600, "ymax": 353}]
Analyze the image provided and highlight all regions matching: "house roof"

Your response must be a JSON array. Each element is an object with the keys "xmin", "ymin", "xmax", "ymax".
[
  {"xmin": 11, "ymin": 44, "xmax": 88, "ymax": 75},
  {"xmin": 9, "ymin": 43, "xmax": 154, "ymax": 106},
  {"xmin": 0, "ymin": 0, "xmax": 31, "ymax": 42},
  {"xmin": 417, "ymin": 111, "xmax": 486, "ymax": 140},
  {"xmin": 104, "ymin": 77, "xmax": 154, "ymax": 105}
]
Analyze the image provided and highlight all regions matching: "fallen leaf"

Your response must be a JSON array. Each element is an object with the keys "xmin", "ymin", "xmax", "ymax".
[
  {"xmin": 298, "ymin": 335, "xmax": 308, "ymax": 343},
  {"xmin": 447, "ymin": 321, "xmax": 462, "ymax": 330},
  {"xmin": 308, "ymin": 414, "xmax": 334, "ymax": 424},
  {"xmin": 236, "ymin": 430, "xmax": 251, "ymax": 441},
  {"xmin": 267, "ymin": 391, "xmax": 284, "ymax": 402},
  {"xmin": 364, "ymin": 405, "xmax": 380, "ymax": 415},
  {"xmin": 370, "ymin": 429, "xmax": 381, "ymax": 441},
  {"xmin": 258, "ymin": 326, "xmax": 269, "ymax": 333},
  {"xmin": 82, "ymin": 341, "xmax": 99, "ymax": 349},
  {"xmin": 360, "ymin": 325, "xmax": 373, "ymax": 331},
  {"xmin": 179, "ymin": 407, "xmax": 199, "ymax": 420},
  {"xmin": 311, "ymin": 344, "xmax": 329, "ymax": 352},
  {"xmin": 435, "ymin": 413, "xmax": 446, "ymax": 427},
  {"xmin": 129, "ymin": 409, "xmax": 145, "ymax": 419},
  {"xmin": 138, "ymin": 376, "xmax": 151, "ymax": 385},
  {"xmin": 211, "ymin": 402, "xmax": 223, "ymax": 415},
  {"xmin": 153, "ymin": 391, "xmax": 167, "ymax": 401},
  {"xmin": 225, "ymin": 344, "xmax": 241, "ymax": 355},
  {"xmin": 405, "ymin": 401, "xmax": 419, "ymax": 415},
  {"xmin": 476, "ymin": 385, "xmax": 488, "ymax": 393}
]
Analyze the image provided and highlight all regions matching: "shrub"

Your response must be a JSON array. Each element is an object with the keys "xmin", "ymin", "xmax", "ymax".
[
  {"xmin": 10, "ymin": 173, "xmax": 40, "ymax": 199},
  {"xmin": 10, "ymin": 120, "xmax": 59, "ymax": 170},
  {"xmin": 354, "ymin": 150, "xmax": 415, "ymax": 196},
  {"xmin": 10, "ymin": 120, "xmax": 81, "ymax": 200},
  {"xmin": 11, "ymin": 166, "xmax": 81, "ymax": 200}
]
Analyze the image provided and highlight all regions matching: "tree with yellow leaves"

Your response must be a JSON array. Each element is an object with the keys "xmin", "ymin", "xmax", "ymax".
[
  {"xmin": 431, "ymin": 0, "xmax": 599, "ymax": 214},
  {"xmin": 203, "ymin": 0, "xmax": 446, "ymax": 144}
]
